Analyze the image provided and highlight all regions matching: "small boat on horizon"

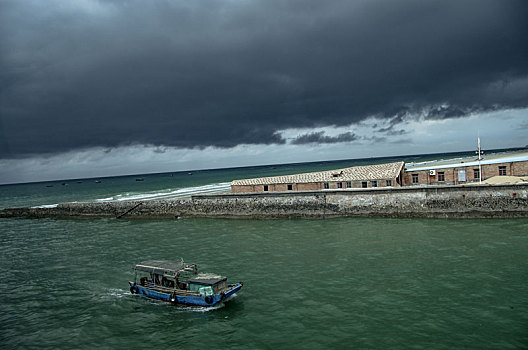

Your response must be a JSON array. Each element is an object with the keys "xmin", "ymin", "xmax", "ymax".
[{"xmin": 129, "ymin": 260, "xmax": 243, "ymax": 307}]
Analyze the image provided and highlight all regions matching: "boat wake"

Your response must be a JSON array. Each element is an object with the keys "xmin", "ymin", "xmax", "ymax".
[
  {"xmin": 104, "ymin": 288, "xmax": 132, "ymax": 299},
  {"xmin": 176, "ymin": 303, "xmax": 226, "ymax": 312},
  {"xmin": 95, "ymin": 182, "xmax": 231, "ymax": 202}
]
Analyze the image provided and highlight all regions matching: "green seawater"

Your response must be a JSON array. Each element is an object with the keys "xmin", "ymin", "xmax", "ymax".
[
  {"xmin": 1, "ymin": 151, "xmax": 527, "ymax": 349},
  {"xmin": 1, "ymin": 217, "xmax": 527, "ymax": 349}
]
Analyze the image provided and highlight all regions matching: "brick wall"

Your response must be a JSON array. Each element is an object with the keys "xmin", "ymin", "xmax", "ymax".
[
  {"xmin": 231, "ymin": 177, "xmax": 401, "ymax": 193},
  {"xmin": 404, "ymin": 160, "xmax": 528, "ymax": 186}
]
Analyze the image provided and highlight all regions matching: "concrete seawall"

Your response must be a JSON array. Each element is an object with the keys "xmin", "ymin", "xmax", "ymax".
[{"xmin": 1, "ymin": 183, "xmax": 527, "ymax": 219}]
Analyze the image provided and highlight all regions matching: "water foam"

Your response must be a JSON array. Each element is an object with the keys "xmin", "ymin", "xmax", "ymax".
[
  {"xmin": 31, "ymin": 204, "xmax": 59, "ymax": 208},
  {"xmin": 95, "ymin": 182, "xmax": 231, "ymax": 202},
  {"xmin": 105, "ymin": 288, "xmax": 130, "ymax": 299}
]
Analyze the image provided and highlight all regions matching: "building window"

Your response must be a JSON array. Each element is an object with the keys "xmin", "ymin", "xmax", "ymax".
[
  {"xmin": 474, "ymin": 168, "xmax": 480, "ymax": 179},
  {"xmin": 362, "ymin": 181, "xmax": 368, "ymax": 188},
  {"xmin": 412, "ymin": 174, "xmax": 419, "ymax": 184},
  {"xmin": 346, "ymin": 181, "xmax": 352, "ymax": 188},
  {"xmin": 337, "ymin": 182, "xmax": 342, "ymax": 189},
  {"xmin": 499, "ymin": 166, "xmax": 506, "ymax": 176},
  {"xmin": 386, "ymin": 179, "xmax": 392, "ymax": 186},
  {"xmin": 458, "ymin": 169, "xmax": 466, "ymax": 182},
  {"xmin": 324, "ymin": 183, "xmax": 329, "ymax": 189},
  {"xmin": 438, "ymin": 172, "xmax": 445, "ymax": 182},
  {"xmin": 371, "ymin": 180, "xmax": 377, "ymax": 187},
  {"xmin": 287, "ymin": 184, "xmax": 293, "ymax": 191},
  {"xmin": 263, "ymin": 185, "xmax": 268, "ymax": 191}
]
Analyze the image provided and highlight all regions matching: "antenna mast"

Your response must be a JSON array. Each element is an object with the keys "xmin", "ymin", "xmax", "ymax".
[{"xmin": 476, "ymin": 136, "xmax": 483, "ymax": 184}]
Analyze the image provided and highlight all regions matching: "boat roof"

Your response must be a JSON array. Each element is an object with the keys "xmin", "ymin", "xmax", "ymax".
[{"xmin": 134, "ymin": 260, "xmax": 197, "ymax": 275}]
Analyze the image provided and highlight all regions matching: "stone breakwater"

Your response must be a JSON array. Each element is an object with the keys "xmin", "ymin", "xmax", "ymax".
[{"xmin": 1, "ymin": 183, "xmax": 527, "ymax": 219}]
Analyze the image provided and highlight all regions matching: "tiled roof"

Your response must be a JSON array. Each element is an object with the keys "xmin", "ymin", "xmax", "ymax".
[{"xmin": 231, "ymin": 161, "xmax": 404, "ymax": 186}]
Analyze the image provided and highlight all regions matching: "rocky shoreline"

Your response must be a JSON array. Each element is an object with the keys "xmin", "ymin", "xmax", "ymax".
[{"xmin": 1, "ymin": 183, "xmax": 527, "ymax": 219}]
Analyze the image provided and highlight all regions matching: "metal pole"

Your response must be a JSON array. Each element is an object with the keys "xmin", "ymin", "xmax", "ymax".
[{"xmin": 478, "ymin": 137, "xmax": 482, "ymax": 184}]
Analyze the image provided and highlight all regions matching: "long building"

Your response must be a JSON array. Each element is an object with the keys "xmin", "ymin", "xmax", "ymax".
[
  {"xmin": 231, "ymin": 151, "xmax": 528, "ymax": 194},
  {"xmin": 404, "ymin": 151, "xmax": 528, "ymax": 186},
  {"xmin": 231, "ymin": 161, "xmax": 405, "ymax": 193}
]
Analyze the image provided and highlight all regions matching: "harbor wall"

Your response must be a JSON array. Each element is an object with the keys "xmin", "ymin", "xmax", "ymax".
[{"xmin": 1, "ymin": 183, "xmax": 527, "ymax": 219}]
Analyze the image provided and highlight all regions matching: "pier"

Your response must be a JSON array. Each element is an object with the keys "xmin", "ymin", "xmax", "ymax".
[{"xmin": 1, "ymin": 183, "xmax": 527, "ymax": 219}]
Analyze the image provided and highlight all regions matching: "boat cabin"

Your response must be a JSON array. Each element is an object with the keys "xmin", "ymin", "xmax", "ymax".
[
  {"xmin": 188, "ymin": 277, "xmax": 228, "ymax": 296},
  {"xmin": 133, "ymin": 260, "xmax": 198, "ymax": 289}
]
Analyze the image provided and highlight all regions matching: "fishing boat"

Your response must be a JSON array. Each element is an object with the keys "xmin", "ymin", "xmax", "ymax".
[{"xmin": 128, "ymin": 260, "xmax": 243, "ymax": 307}]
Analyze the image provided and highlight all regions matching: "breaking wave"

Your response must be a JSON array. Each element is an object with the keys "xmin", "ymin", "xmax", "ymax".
[
  {"xmin": 95, "ymin": 182, "xmax": 231, "ymax": 202},
  {"xmin": 31, "ymin": 204, "xmax": 59, "ymax": 208}
]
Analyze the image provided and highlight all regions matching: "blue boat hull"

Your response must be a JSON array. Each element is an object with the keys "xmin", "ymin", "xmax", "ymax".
[{"xmin": 129, "ymin": 281, "xmax": 242, "ymax": 307}]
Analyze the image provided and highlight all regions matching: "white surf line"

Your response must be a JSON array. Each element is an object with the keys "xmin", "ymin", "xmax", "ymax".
[
  {"xmin": 31, "ymin": 204, "xmax": 59, "ymax": 208},
  {"xmin": 95, "ymin": 182, "xmax": 231, "ymax": 202}
]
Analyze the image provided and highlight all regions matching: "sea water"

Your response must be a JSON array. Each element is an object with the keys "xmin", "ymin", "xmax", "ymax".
[{"xmin": 1, "ymin": 151, "xmax": 527, "ymax": 349}]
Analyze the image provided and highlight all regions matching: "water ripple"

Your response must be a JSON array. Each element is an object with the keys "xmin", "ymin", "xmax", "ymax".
[{"xmin": 1, "ymin": 217, "xmax": 527, "ymax": 349}]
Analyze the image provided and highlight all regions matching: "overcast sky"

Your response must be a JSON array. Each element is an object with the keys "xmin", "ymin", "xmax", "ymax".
[{"xmin": 1, "ymin": 0, "xmax": 527, "ymax": 184}]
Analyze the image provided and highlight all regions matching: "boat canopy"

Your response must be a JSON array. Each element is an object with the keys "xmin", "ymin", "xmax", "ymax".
[{"xmin": 134, "ymin": 260, "xmax": 197, "ymax": 276}]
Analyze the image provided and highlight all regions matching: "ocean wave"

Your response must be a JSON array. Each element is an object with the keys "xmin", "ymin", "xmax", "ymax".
[
  {"xmin": 31, "ymin": 204, "xmax": 59, "ymax": 208},
  {"xmin": 95, "ymin": 182, "xmax": 231, "ymax": 202}
]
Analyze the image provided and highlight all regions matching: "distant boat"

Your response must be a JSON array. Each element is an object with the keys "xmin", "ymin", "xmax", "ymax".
[
  {"xmin": 136, "ymin": 178, "xmax": 144, "ymax": 181},
  {"xmin": 46, "ymin": 185, "xmax": 53, "ymax": 187},
  {"xmin": 188, "ymin": 172, "xmax": 193, "ymax": 175},
  {"xmin": 95, "ymin": 180, "xmax": 101, "ymax": 183},
  {"xmin": 77, "ymin": 181, "xmax": 83, "ymax": 184}
]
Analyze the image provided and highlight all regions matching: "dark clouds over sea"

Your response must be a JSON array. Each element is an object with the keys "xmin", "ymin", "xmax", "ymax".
[{"xmin": 1, "ymin": 0, "xmax": 527, "ymax": 158}]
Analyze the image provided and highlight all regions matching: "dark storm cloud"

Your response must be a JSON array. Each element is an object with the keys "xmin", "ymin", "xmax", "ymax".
[
  {"xmin": 291, "ymin": 131, "xmax": 358, "ymax": 145},
  {"xmin": 1, "ymin": 0, "xmax": 527, "ymax": 158}
]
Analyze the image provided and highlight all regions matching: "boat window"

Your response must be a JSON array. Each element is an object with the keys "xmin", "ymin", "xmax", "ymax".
[
  {"xmin": 190, "ymin": 283, "xmax": 214, "ymax": 296},
  {"xmin": 152, "ymin": 274, "xmax": 163, "ymax": 285},
  {"xmin": 137, "ymin": 273, "xmax": 151, "ymax": 285},
  {"xmin": 161, "ymin": 277, "xmax": 175, "ymax": 288},
  {"xmin": 199, "ymin": 286, "xmax": 214, "ymax": 296}
]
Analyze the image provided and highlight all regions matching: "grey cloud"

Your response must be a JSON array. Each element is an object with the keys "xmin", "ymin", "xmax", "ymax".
[
  {"xmin": 389, "ymin": 138, "xmax": 413, "ymax": 145},
  {"xmin": 518, "ymin": 122, "xmax": 528, "ymax": 130},
  {"xmin": 291, "ymin": 131, "xmax": 358, "ymax": 145},
  {"xmin": 370, "ymin": 136, "xmax": 388, "ymax": 143},
  {"xmin": 153, "ymin": 147, "xmax": 167, "ymax": 154},
  {"xmin": 1, "ymin": 0, "xmax": 527, "ymax": 158},
  {"xmin": 386, "ymin": 129, "xmax": 409, "ymax": 136}
]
